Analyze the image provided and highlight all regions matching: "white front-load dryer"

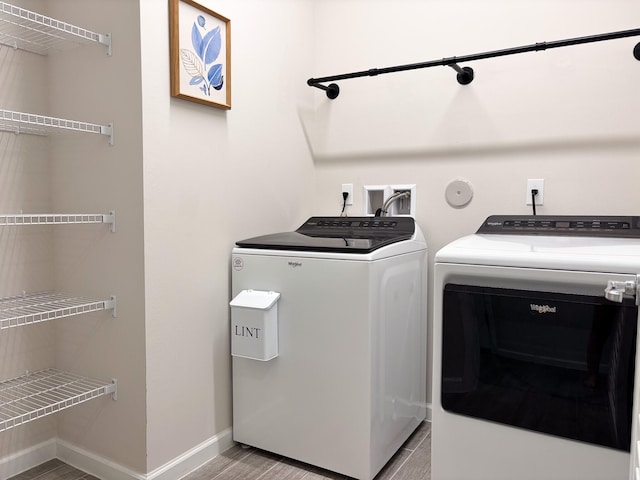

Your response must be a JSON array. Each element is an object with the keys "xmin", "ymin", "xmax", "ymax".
[
  {"xmin": 230, "ymin": 217, "xmax": 427, "ymax": 480},
  {"xmin": 432, "ymin": 215, "xmax": 640, "ymax": 480}
]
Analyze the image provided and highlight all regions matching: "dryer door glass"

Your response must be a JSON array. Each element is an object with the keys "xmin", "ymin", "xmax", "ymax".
[{"xmin": 441, "ymin": 284, "xmax": 638, "ymax": 451}]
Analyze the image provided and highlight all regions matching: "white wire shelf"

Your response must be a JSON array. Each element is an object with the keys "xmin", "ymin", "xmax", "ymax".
[
  {"xmin": 0, "ymin": 109, "xmax": 114, "ymax": 145},
  {"xmin": 0, "ymin": 369, "xmax": 116, "ymax": 432},
  {"xmin": 0, "ymin": 211, "xmax": 115, "ymax": 232},
  {"xmin": 0, "ymin": 2, "xmax": 111, "ymax": 56},
  {"xmin": 0, "ymin": 292, "xmax": 116, "ymax": 330}
]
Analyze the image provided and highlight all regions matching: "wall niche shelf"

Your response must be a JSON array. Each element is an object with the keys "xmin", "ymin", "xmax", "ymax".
[
  {"xmin": 0, "ymin": 110, "xmax": 114, "ymax": 145},
  {"xmin": 0, "ymin": 211, "xmax": 116, "ymax": 233},
  {"xmin": 0, "ymin": 369, "xmax": 116, "ymax": 433},
  {"xmin": 0, "ymin": 292, "xmax": 116, "ymax": 330},
  {"xmin": 0, "ymin": 2, "xmax": 111, "ymax": 56}
]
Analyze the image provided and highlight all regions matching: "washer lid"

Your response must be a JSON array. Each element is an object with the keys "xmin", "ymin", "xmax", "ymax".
[{"xmin": 235, "ymin": 216, "xmax": 415, "ymax": 253}]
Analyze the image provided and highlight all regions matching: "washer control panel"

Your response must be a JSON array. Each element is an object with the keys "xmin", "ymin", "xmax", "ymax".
[
  {"xmin": 477, "ymin": 215, "xmax": 640, "ymax": 238},
  {"xmin": 235, "ymin": 216, "xmax": 416, "ymax": 253},
  {"xmin": 299, "ymin": 216, "xmax": 415, "ymax": 237}
]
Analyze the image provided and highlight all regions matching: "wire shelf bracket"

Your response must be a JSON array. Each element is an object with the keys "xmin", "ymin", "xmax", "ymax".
[
  {"xmin": 0, "ymin": 2, "xmax": 111, "ymax": 56},
  {"xmin": 0, "ymin": 292, "xmax": 117, "ymax": 330},
  {"xmin": 0, "ymin": 369, "xmax": 116, "ymax": 433},
  {"xmin": 307, "ymin": 28, "xmax": 640, "ymax": 99},
  {"xmin": 0, "ymin": 211, "xmax": 116, "ymax": 232},
  {"xmin": 0, "ymin": 110, "xmax": 114, "ymax": 145}
]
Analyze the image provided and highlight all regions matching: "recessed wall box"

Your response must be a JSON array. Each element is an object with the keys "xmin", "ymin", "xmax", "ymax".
[
  {"xmin": 230, "ymin": 290, "xmax": 280, "ymax": 361},
  {"xmin": 364, "ymin": 185, "xmax": 391, "ymax": 216},
  {"xmin": 389, "ymin": 184, "xmax": 416, "ymax": 216}
]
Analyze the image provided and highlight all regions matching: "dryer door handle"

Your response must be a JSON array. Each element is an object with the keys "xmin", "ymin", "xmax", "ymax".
[{"xmin": 604, "ymin": 276, "xmax": 640, "ymax": 304}]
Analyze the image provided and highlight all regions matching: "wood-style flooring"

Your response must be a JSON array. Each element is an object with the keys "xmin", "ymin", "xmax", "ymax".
[
  {"xmin": 9, "ymin": 421, "xmax": 431, "ymax": 480},
  {"xmin": 7, "ymin": 459, "xmax": 98, "ymax": 480}
]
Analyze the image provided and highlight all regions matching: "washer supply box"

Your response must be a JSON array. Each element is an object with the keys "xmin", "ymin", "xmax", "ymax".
[{"xmin": 230, "ymin": 289, "xmax": 280, "ymax": 361}]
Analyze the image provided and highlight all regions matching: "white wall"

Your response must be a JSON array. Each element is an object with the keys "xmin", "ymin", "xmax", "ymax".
[
  {"xmin": 307, "ymin": 0, "xmax": 640, "ymax": 405},
  {"xmin": 47, "ymin": 0, "xmax": 147, "ymax": 473},
  {"xmin": 140, "ymin": 0, "xmax": 316, "ymax": 472}
]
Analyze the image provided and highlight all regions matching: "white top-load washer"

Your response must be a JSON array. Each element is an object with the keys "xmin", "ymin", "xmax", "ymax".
[
  {"xmin": 230, "ymin": 216, "xmax": 427, "ymax": 480},
  {"xmin": 432, "ymin": 215, "xmax": 640, "ymax": 480}
]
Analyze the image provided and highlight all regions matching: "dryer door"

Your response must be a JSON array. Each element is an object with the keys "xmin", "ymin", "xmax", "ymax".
[
  {"xmin": 436, "ymin": 264, "xmax": 639, "ymax": 452},
  {"xmin": 433, "ymin": 263, "xmax": 639, "ymax": 480},
  {"xmin": 442, "ymin": 283, "xmax": 637, "ymax": 450}
]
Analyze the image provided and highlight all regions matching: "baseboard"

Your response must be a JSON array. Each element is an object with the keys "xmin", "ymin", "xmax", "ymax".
[
  {"xmin": 1, "ymin": 414, "xmax": 428, "ymax": 479},
  {"xmin": 56, "ymin": 428, "xmax": 234, "ymax": 480},
  {"xmin": 0, "ymin": 438, "xmax": 56, "ymax": 480},
  {"xmin": 145, "ymin": 428, "xmax": 234, "ymax": 480},
  {"xmin": 0, "ymin": 429, "xmax": 233, "ymax": 480},
  {"xmin": 56, "ymin": 440, "xmax": 146, "ymax": 480}
]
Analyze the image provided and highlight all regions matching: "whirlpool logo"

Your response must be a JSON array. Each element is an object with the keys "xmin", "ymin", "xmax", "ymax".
[
  {"xmin": 530, "ymin": 304, "xmax": 557, "ymax": 314},
  {"xmin": 288, "ymin": 261, "xmax": 302, "ymax": 268}
]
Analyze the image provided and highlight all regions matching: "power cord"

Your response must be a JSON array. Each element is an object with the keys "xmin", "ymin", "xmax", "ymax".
[
  {"xmin": 531, "ymin": 189, "xmax": 538, "ymax": 215},
  {"xmin": 340, "ymin": 191, "xmax": 348, "ymax": 216}
]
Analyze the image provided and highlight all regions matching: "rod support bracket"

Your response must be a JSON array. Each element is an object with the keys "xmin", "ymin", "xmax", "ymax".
[
  {"xmin": 634, "ymin": 42, "xmax": 640, "ymax": 61},
  {"xmin": 307, "ymin": 79, "xmax": 340, "ymax": 99},
  {"xmin": 449, "ymin": 64, "xmax": 474, "ymax": 85},
  {"xmin": 325, "ymin": 83, "xmax": 340, "ymax": 99}
]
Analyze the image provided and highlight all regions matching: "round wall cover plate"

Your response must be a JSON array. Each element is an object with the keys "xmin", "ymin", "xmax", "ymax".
[{"xmin": 445, "ymin": 179, "xmax": 473, "ymax": 208}]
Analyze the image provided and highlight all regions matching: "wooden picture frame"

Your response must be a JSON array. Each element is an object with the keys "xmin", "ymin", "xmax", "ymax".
[{"xmin": 169, "ymin": 0, "xmax": 231, "ymax": 109}]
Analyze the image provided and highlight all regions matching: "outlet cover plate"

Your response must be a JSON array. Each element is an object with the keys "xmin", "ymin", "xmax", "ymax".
[{"xmin": 526, "ymin": 179, "xmax": 544, "ymax": 205}]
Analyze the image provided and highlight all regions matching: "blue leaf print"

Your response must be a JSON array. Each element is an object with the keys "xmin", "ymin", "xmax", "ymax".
[
  {"xmin": 208, "ymin": 63, "xmax": 223, "ymax": 88},
  {"xmin": 202, "ymin": 26, "xmax": 221, "ymax": 66},
  {"xmin": 191, "ymin": 23, "xmax": 204, "ymax": 59},
  {"xmin": 182, "ymin": 15, "xmax": 225, "ymax": 97}
]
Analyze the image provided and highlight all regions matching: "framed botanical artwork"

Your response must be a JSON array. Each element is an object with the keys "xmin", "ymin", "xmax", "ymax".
[{"xmin": 169, "ymin": 0, "xmax": 231, "ymax": 109}]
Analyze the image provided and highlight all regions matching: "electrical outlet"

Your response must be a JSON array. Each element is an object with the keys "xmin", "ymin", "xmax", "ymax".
[
  {"xmin": 526, "ymin": 179, "xmax": 544, "ymax": 205},
  {"xmin": 341, "ymin": 183, "xmax": 353, "ymax": 206}
]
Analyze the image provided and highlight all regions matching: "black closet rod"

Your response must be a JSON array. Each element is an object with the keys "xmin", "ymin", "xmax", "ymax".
[{"xmin": 307, "ymin": 28, "xmax": 640, "ymax": 99}]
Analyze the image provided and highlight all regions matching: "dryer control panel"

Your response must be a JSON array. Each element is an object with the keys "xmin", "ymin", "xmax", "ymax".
[{"xmin": 478, "ymin": 215, "xmax": 640, "ymax": 238}]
